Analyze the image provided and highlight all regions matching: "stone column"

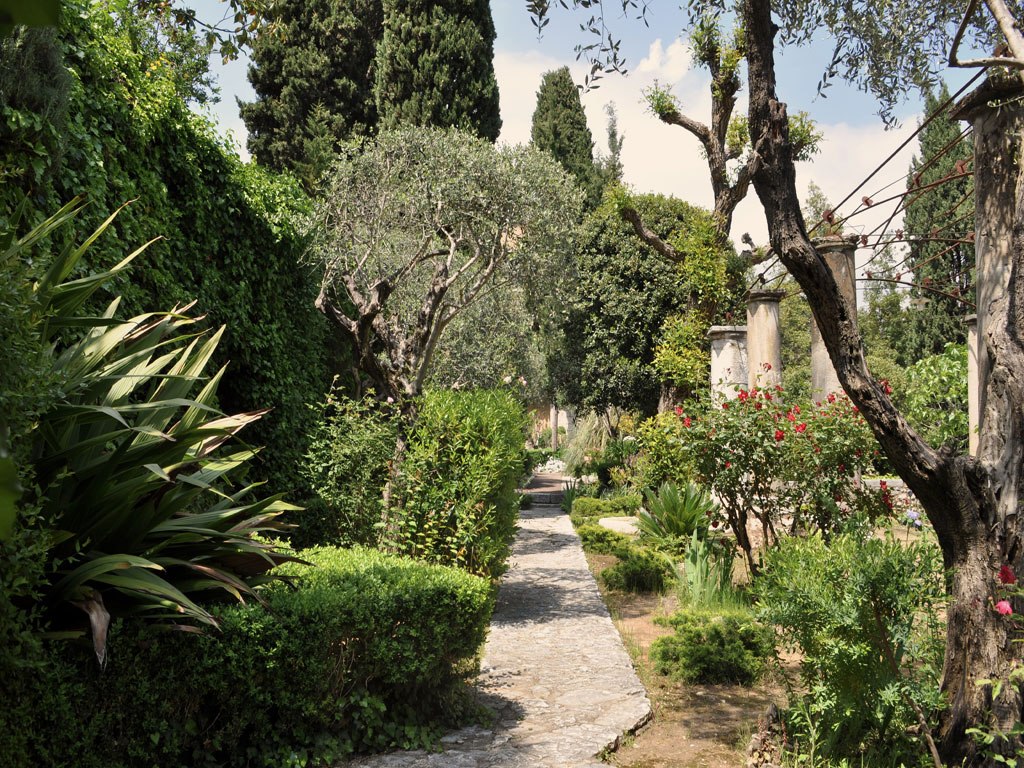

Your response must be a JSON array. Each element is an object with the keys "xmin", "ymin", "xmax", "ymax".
[
  {"xmin": 967, "ymin": 314, "xmax": 979, "ymax": 456},
  {"xmin": 746, "ymin": 291, "xmax": 784, "ymax": 390},
  {"xmin": 956, "ymin": 80, "xmax": 1024, "ymax": 450},
  {"xmin": 810, "ymin": 235, "xmax": 858, "ymax": 403},
  {"xmin": 708, "ymin": 325, "xmax": 748, "ymax": 400},
  {"xmin": 549, "ymin": 403, "xmax": 559, "ymax": 451}
]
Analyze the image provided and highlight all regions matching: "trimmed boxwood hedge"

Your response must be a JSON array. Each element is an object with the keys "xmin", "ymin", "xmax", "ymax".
[{"xmin": 6, "ymin": 547, "xmax": 493, "ymax": 768}]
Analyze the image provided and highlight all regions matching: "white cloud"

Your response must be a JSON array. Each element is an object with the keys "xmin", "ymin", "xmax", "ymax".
[{"xmin": 635, "ymin": 39, "xmax": 693, "ymax": 83}]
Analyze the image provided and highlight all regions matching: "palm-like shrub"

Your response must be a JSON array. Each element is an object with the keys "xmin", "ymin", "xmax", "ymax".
[
  {"xmin": 14, "ymin": 200, "xmax": 297, "ymax": 660},
  {"xmin": 637, "ymin": 481, "xmax": 716, "ymax": 552}
]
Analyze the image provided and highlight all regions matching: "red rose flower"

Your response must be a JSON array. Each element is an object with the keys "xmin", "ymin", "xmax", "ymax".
[
  {"xmin": 1000, "ymin": 565, "xmax": 1017, "ymax": 585},
  {"xmin": 774, "ymin": 429, "xmax": 785, "ymax": 442},
  {"xmin": 795, "ymin": 423, "xmax": 807, "ymax": 433}
]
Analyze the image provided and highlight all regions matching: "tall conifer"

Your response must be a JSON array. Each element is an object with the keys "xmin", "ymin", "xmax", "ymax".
[
  {"xmin": 240, "ymin": 0, "xmax": 383, "ymax": 187},
  {"xmin": 899, "ymin": 84, "xmax": 975, "ymax": 364},
  {"xmin": 530, "ymin": 66, "xmax": 602, "ymax": 207},
  {"xmin": 374, "ymin": 0, "xmax": 501, "ymax": 141}
]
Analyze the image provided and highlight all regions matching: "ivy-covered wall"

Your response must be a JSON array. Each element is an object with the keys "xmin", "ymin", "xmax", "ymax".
[{"xmin": 0, "ymin": 0, "xmax": 339, "ymax": 494}]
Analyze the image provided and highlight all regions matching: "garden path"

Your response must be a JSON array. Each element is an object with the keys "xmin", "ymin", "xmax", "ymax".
[{"xmin": 343, "ymin": 471, "xmax": 651, "ymax": 768}]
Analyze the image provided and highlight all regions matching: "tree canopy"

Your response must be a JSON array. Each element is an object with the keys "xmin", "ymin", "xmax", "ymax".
[
  {"xmin": 530, "ymin": 66, "xmax": 603, "ymax": 207},
  {"xmin": 308, "ymin": 127, "xmax": 579, "ymax": 406},
  {"xmin": 240, "ymin": 0, "xmax": 383, "ymax": 187},
  {"xmin": 898, "ymin": 83, "xmax": 975, "ymax": 364},
  {"xmin": 374, "ymin": 0, "xmax": 501, "ymax": 141}
]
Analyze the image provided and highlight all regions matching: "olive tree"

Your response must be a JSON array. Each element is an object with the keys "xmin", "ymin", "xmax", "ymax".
[
  {"xmin": 529, "ymin": 0, "xmax": 1024, "ymax": 762},
  {"xmin": 307, "ymin": 126, "xmax": 580, "ymax": 410}
]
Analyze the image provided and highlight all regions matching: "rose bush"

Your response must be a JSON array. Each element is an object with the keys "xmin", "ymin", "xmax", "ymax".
[{"xmin": 640, "ymin": 387, "xmax": 885, "ymax": 575}]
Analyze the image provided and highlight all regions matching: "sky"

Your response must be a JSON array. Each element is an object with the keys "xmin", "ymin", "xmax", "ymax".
[{"xmin": 189, "ymin": 1, "xmax": 971, "ymax": 253}]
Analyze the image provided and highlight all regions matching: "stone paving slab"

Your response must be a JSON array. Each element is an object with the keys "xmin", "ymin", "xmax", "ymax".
[{"xmin": 343, "ymin": 474, "xmax": 651, "ymax": 767}]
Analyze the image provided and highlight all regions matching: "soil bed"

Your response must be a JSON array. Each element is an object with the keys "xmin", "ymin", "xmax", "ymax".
[{"xmin": 586, "ymin": 553, "xmax": 784, "ymax": 768}]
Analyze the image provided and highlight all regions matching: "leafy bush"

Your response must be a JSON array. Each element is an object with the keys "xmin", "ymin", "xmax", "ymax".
[
  {"xmin": 576, "ymin": 524, "xmax": 634, "ymax": 558},
  {"xmin": 651, "ymin": 607, "xmax": 774, "ymax": 685},
  {"xmin": 390, "ymin": 389, "xmax": 527, "ymax": 578},
  {"xmin": 6, "ymin": 547, "xmax": 493, "ymax": 768},
  {"xmin": 601, "ymin": 547, "xmax": 675, "ymax": 593},
  {"xmin": 637, "ymin": 482, "xmax": 716, "ymax": 553},
  {"xmin": 635, "ymin": 410, "xmax": 695, "ymax": 489},
  {"xmin": 656, "ymin": 389, "xmax": 882, "ymax": 574},
  {"xmin": 902, "ymin": 342, "xmax": 968, "ymax": 450},
  {"xmin": 560, "ymin": 477, "xmax": 599, "ymax": 514},
  {"xmin": 756, "ymin": 529, "xmax": 946, "ymax": 761},
  {"xmin": 570, "ymin": 494, "xmax": 641, "ymax": 527},
  {"xmin": 299, "ymin": 391, "xmax": 398, "ymax": 549}
]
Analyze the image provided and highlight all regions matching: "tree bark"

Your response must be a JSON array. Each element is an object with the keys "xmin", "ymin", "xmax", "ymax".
[{"xmin": 741, "ymin": 0, "xmax": 1024, "ymax": 762}]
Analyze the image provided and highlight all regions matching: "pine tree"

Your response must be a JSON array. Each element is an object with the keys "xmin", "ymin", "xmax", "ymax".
[
  {"xmin": 240, "ymin": 0, "xmax": 383, "ymax": 187},
  {"xmin": 374, "ymin": 0, "xmax": 501, "ymax": 141},
  {"xmin": 899, "ymin": 84, "xmax": 975, "ymax": 365},
  {"xmin": 530, "ymin": 67, "xmax": 602, "ymax": 207}
]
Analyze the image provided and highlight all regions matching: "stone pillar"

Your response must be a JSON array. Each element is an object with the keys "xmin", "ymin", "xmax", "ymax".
[
  {"xmin": 810, "ymin": 235, "xmax": 858, "ymax": 403},
  {"xmin": 746, "ymin": 291, "xmax": 784, "ymax": 390},
  {"xmin": 708, "ymin": 325, "xmax": 748, "ymax": 400},
  {"xmin": 549, "ymin": 404, "xmax": 559, "ymax": 451},
  {"xmin": 967, "ymin": 314, "xmax": 979, "ymax": 456},
  {"xmin": 956, "ymin": 80, "xmax": 1024, "ymax": 450}
]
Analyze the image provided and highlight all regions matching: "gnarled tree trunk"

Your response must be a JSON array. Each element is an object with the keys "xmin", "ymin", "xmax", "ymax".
[{"xmin": 741, "ymin": 0, "xmax": 1024, "ymax": 762}]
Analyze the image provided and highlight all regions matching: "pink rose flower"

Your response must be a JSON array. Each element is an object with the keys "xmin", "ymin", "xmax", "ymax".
[{"xmin": 996, "ymin": 600, "xmax": 1014, "ymax": 616}]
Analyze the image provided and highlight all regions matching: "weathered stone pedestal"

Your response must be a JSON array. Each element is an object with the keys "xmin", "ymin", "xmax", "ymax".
[
  {"xmin": 708, "ymin": 325, "xmax": 748, "ymax": 400},
  {"xmin": 746, "ymin": 291, "xmax": 784, "ymax": 391},
  {"xmin": 810, "ymin": 235, "xmax": 857, "ymax": 403}
]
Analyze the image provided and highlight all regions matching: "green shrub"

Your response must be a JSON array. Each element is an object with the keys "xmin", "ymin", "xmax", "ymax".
[
  {"xmin": 6, "ymin": 547, "xmax": 493, "ymax": 768},
  {"xmin": 299, "ymin": 391, "xmax": 398, "ymax": 548},
  {"xmin": 635, "ymin": 411, "xmax": 695, "ymax": 489},
  {"xmin": 637, "ymin": 482, "xmax": 716, "ymax": 553},
  {"xmin": 601, "ymin": 547, "xmax": 675, "ymax": 593},
  {"xmin": 651, "ymin": 607, "xmax": 773, "ymax": 685},
  {"xmin": 390, "ymin": 389, "xmax": 527, "ymax": 579},
  {"xmin": 560, "ymin": 477, "xmax": 599, "ymax": 514},
  {"xmin": 576, "ymin": 524, "xmax": 634, "ymax": 558},
  {"xmin": 570, "ymin": 494, "xmax": 642, "ymax": 527},
  {"xmin": 756, "ymin": 529, "xmax": 946, "ymax": 760},
  {"xmin": 902, "ymin": 342, "xmax": 968, "ymax": 450}
]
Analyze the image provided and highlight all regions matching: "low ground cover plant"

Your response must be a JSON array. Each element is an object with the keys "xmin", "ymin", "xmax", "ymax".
[
  {"xmin": 651, "ymin": 606, "xmax": 774, "ymax": 685},
  {"xmin": 600, "ymin": 546, "xmax": 676, "ymax": 593},
  {"xmin": 576, "ymin": 523, "xmax": 634, "ymax": 557},
  {"xmin": 569, "ymin": 494, "xmax": 641, "ymax": 528}
]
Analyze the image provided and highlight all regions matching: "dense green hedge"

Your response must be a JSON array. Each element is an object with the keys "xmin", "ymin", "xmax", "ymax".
[
  {"xmin": 569, "ymin": 494, "xmax": 641, "ymax": 528},
  {"xmin": 5, "ymin": 547, "xmax": 493, "ymax": 768},
  {"xmin": 1, "ymin": 3, "xmax": 337, "ymax": 495},
  {"xmin": 390, "ymin": 389, "xmax": 527, "ymax": 579}
]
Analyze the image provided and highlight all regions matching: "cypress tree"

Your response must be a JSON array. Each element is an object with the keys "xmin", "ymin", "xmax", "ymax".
[
  {"xmin": 530, "ymin": 66, "xmax": 602, "ymax": 207},
  {"xmin": 240, "ymin": 0, "xmax": 383, "ymax": 187},
  {"xmin": 899, "ymin": 84, "xmax": 975, "ymax": 365},
  {"xmin": 374, "ymin": 0, "xmax": 501, "ymax": 141}
]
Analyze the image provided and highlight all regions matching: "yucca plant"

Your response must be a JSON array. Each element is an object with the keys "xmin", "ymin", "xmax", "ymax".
[
  {"xmin": 637, "ymin": 481, "xmax": 717, "ymax": 553},
  {"xmin": 10, "ymin": 199, "xmax": 299, "ymax": 662}
]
